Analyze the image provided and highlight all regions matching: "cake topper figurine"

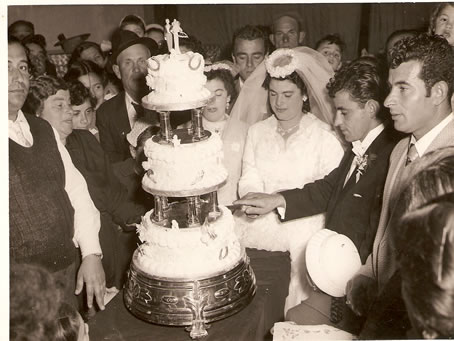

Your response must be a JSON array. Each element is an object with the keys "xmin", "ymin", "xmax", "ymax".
[
  {"xmin": 164, "ymin": 18, "xmax": 189, "ymax": 54},
  {"xmin": 165, "ymin": 19, "xmax": 172, "ymax": 52}
]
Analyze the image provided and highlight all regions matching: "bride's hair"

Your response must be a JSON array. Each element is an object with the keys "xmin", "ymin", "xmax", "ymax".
[{"xmin": 262, "ymin": 71, "xmax": 310, "ymax": 112}]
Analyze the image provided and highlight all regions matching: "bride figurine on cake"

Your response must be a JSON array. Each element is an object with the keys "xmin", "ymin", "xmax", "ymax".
[{"xmin": 226, "ymin": 47, "xmax": 346, "ymax": 312}]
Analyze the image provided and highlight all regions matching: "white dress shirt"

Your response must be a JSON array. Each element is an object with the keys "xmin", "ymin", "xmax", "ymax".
[
  {"xmin": 410, "ymin": 112, "xmax": 454, "ymax": 157},
  {"xmin": 9, "ymin": 110, "xmax": 102, "ymax": 258},
  {"xmin": 344, "ymin": 123, "xmax": 385, "ymax": 185},
  {"xmin": 125, "ymin": 92, "xmax": 140, "ymax": 129}
]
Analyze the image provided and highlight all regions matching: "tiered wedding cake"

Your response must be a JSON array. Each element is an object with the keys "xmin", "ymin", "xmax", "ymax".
[{"xmin": 124, "ymin": 19, "xmax": 256, "ymax": 340}]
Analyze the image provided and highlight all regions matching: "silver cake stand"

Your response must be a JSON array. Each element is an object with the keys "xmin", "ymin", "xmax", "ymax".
[{"xmin": 124, "ymin": 95, "xmax": 257, "ymax": 339}]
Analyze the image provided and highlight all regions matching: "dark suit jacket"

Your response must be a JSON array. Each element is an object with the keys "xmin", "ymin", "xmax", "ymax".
[
  {"xmin": 96, "ymin": 92, "xmax": 131, "ymax": 164},
  {"xmin": 280, "ymin": 126, "xmax": 402, "ymax": 263},
  {"xmin": 96, "ymin": 91, "xmax": 193, "ymax": 164}
]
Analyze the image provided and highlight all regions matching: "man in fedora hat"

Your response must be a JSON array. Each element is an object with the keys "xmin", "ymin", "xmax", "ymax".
[{"xmin": 96, "ymin": 29, "xmax": 158, "ymax": 164}]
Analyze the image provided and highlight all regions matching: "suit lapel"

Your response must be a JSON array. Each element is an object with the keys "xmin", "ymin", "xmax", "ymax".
[
  {"xmin": 341, "ymin": 128, "xmax": 390, "ymax": 192},
  {"xmin": 114, "ymin": 93, "xmax": 132, "ymax": 138}
]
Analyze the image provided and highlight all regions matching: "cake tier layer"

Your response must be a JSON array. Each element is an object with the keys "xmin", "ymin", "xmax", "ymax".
[
  {"xmin": 141, "ymin": 132, "xmax": 228, "ymax": 194},
  {"xmin": 142, "ymin": 95, "xmax": 213, "ymax": 111},
  {"xmin": 145, "ymin": 51, "xmax": 212, "ymax": 111},
  {"xmin": 136, "ymin": 206, "xmax": 242, "ymax": 279}
]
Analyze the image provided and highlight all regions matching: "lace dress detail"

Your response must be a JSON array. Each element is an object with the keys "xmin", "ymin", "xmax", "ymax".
[{"xmin": 235, "ymin": 113, "xmax": 344, "ymax": 311}]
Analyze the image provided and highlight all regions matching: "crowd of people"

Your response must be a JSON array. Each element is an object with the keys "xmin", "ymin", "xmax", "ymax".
[{"xmin": 8, "ymin": 3, "xmax": 454, "ymax": 340}]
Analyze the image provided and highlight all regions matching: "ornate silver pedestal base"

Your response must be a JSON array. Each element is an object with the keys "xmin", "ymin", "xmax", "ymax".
[{"xmin": 124, "ymin": 252, "xmax": 256, "ymax": 339}]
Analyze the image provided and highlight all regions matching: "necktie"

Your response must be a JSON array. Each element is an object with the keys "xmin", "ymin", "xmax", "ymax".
[
  {"xmin": 131, "ymin": 102, "xmax": 145, "ymax": 119},
  {"xmin": 406, "ymin": 143, "xmax": 419, "ymax": 166}
]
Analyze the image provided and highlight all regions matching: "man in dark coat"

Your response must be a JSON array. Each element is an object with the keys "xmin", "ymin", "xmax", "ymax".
[
  {"xmin": 9, "ymin": 37, "xmax": 105, "ymax": 310},
  {"xmin": 96, "ymin": 29, "xmax": 158, "ymax": 163}
]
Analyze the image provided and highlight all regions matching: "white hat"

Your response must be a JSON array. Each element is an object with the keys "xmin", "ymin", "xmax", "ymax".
[
  {"xmin": 306, "ymin": 229, "xmax": 361, "ymax": 297},
  {"xmin": 126, "ymin": 119, "xmax": 153, "ymax": 148}
]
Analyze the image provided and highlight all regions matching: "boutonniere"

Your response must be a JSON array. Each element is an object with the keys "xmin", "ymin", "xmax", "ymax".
[{"xmin": 354, "ymin": 153, "xmax": 377, "ymax": 183}]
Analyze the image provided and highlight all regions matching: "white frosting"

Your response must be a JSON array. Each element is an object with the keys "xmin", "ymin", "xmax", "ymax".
[
  {"xmin": 142, "ymin": 133, "xmax": 228, "ymax": 192},
  {"xmin": 135, "ymin": 206, "xmax": 243, "ymax": 279},
  {"xmin": 145, "ymin": 51, "xmax": 211, "ymax": 106}
]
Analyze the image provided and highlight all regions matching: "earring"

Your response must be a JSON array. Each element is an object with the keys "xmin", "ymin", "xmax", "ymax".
[
  {"xmin": 302, "ymin": 95, "xmax": 308, "ymax": 102},
  {"xmin": 226, "ymin": 101, "xmax": 230, "ymax": 111}
]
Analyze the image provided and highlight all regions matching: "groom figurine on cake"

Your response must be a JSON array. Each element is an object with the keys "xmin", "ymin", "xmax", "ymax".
[{"xmin": 234, "ymin": 57, "xmax": 402, "ymax": 333}]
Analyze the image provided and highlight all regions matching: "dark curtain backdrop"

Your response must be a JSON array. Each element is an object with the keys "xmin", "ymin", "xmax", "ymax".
[
  {"xmin": 368, "ymin": 2, "xmax": 435, "ymax": 55},
  {"xmin": 177, "ymin": 3, "xmax": 362, "ymax": 61},
  {"xmin": 8, "ymin": 3, "xmax": 438, "ymax": 60}
]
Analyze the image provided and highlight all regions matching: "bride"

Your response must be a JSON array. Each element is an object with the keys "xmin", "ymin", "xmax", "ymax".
[{"xmin": 227, "ymin": 47, "xmax": 345, "ymax": 312}]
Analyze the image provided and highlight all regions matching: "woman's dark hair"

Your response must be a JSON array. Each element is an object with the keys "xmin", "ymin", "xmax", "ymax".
[
  {"xmin": 68, "ymin": 41, "xmax": 105, "ymax": 67},
  {"xmin": 263, "ymin": 71, "xmax": 310, "ymax": 112},
  {"xmin": 399, "ymin": 146, "xmax": 454, "ymax": 213},
  {"xmin": 67, "ymin": 80, "xmax": 97, "ymax": 108},
  {"xmin": 395, "ymin": 198, "xmax": 454, "ymax": 339},
  {"xmin": 10, "ymin": 263, "xmax": 62, "ymax": 340},
  {"xmin": 180, "ymin": 34, "xmax": 203, "ymax": 54},
  {"xmin": 64, "ymin": 59, "xmax": 105, "ymax": 85},
  {"xmin": 390, "ymin": 148, "xmax": 454, "ymax": 338},
  {"xmin": 205, "ymin": 68, "xmax": 237, "ymax": 104},
  {"xmin": 24, "ymin": 75, "xmax": 67, "ymax": 116}
]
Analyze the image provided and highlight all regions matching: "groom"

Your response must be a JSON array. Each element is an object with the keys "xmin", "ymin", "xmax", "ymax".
[{"xmin": 234, "ymin": 57, "xmax": 401, "ymax": 332}]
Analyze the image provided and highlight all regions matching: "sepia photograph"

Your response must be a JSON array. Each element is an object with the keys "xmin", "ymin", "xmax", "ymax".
[{"xmin": 7, "ymin": 1, "xmax": 454, "ymax": 340}]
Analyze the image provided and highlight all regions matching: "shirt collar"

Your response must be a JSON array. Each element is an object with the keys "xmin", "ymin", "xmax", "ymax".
[
  {"xmin": 351, "ymin": 123, "xmax": 385, "ymax": 157},
  {"xmin": 10, "ymin": 109, "xmax": 27, "ymax": 124},
  {"xmin": 125, "ymin": 91, "xmax": 135, "ymax": 111},
  {"xmin": 411, "ymin": 113, "xmax": 453, "ymax": 157}
]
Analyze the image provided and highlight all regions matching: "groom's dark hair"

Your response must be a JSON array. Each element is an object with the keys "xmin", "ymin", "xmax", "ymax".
[{"xmin": 327, "ymin": 56, "xmax": 387, "ymax": 121}]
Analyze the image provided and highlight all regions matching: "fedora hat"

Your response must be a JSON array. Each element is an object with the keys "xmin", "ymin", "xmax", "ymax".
[
  {"xmin": 54, "ymin": 33, "xmax": 90, "ymax": 54},
  {"xmin": 111, "ymin": 29, "xmax": 159, "ymax": 64}
]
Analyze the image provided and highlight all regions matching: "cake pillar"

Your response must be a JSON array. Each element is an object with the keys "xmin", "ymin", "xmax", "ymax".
[
  {"xmin": 153, "ymin": 196, "xmax": 165, "ymax": 223},
  {"xmin": 159, "ymin": 111, "xmax": 173, "ymax": 142},
  {"xmin": 209, "ymin": 192, "xmax": 221, "ymax": 218},
  {"xmin": 153, "ymin": 196, "xmax": 171, "ymax": 225},
  {"xmin": 191, "ymin": 108, "xmax": 207, "ymax": 140},
  {"xmin": 187, "ymin": 196, "xmax": 202, "ymax": 226},
  {"xmin": 161, "ymin": 197, "xmax": 169, "ymax": 220}
]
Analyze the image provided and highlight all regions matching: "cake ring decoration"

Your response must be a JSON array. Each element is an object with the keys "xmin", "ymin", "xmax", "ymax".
[{"xmin": 189, "ymin": 54, "xmax": 202, "ymax": 70}]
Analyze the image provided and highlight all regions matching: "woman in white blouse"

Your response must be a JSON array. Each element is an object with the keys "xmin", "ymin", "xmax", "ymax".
[{"xmin": 234, "ymin": 48, "xmax": 345, "ymax": 311}]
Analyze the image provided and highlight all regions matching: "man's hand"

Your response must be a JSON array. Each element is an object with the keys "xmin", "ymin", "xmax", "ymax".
[
  {"xmin": 76, "ymin": 254, "xmax": 106, "ymax": 311},
  {"xmin": 233, "ymin": 192, "xmax": 285, "ymax": 217},
  {"xmin": 346, "ymin": 274, "xmax": 377, "ymax": 316}
]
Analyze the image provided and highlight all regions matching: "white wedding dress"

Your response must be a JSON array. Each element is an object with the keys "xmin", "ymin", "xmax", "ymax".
[{"xmin": 235, "ymin": 113, "xmax": 344, "ymax": 312}]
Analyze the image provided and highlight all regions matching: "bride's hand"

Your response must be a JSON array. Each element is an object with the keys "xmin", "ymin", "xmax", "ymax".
[{"xmin": 234, "ymin": 192, "xmax": 285, "ymax": 217}]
